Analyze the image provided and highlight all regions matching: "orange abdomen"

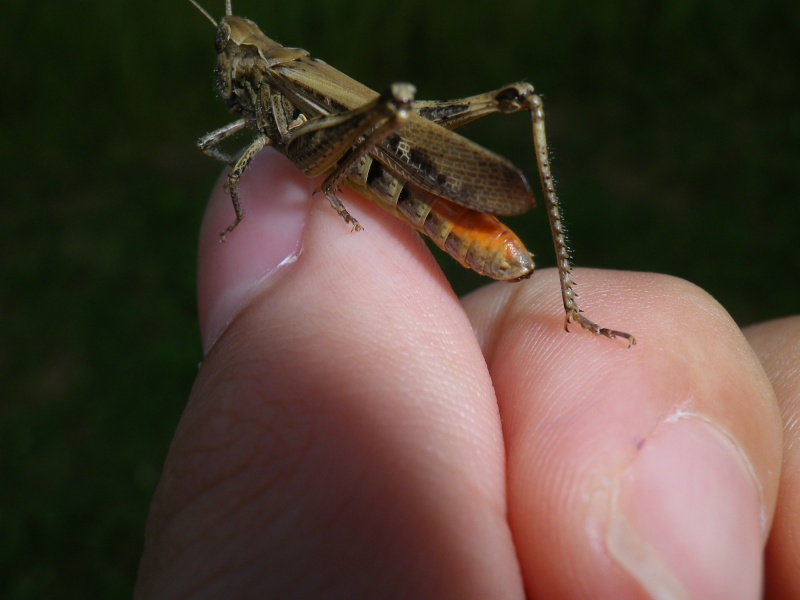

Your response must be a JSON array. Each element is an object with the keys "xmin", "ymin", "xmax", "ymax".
[{"xmin": 396, "ymin": 189, "xmax": 534, "ymax": 281}]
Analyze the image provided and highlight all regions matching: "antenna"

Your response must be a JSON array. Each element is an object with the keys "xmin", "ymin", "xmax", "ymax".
[{"xmin": 187, "ymin": 0, "xmax": 218, "ymax": 27}]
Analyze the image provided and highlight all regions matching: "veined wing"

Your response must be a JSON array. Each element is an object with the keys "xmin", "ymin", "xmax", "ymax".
[
  {"xmin": 272, "ymin": 61, "xmax": 534, "ymax": 215},
  {"xmin": 374, "ymin": 117, "xmax": 534, "ymax": 216}
]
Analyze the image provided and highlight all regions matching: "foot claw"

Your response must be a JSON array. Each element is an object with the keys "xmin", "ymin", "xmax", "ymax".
[
  {"xmin": 219, "ymin": 217, "xmax": 242, "ymax": 242},
  {"xmin": 566, "ymin": 310, "xmax": 636, "ymax": 347}
]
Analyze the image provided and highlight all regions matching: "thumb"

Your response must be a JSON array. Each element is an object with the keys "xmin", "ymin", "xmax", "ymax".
[{"xmin": 137, "ymin": 149, "xmax": 526, "ymax": 598}]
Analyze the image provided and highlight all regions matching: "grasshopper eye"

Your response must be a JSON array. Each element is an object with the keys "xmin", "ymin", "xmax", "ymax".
[{"xmin": 215, "ymin": 22, "xmax": 231, "ymax": 52}]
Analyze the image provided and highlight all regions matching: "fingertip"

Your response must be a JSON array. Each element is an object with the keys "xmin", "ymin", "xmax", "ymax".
[
  {"xmin": 464, "ymin": 270, "xmax": 782, "ymax": 597},
  {"xmin": 197, "ymin": 149, "xmax": 312, "ymax": 352}
]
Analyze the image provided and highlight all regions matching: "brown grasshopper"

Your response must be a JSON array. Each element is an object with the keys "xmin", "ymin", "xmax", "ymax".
[{"xmin": 190, "ymin": 0, "xmax": 635, "ymax": 345}]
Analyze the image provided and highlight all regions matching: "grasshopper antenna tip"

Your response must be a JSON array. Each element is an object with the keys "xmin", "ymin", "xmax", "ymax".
[{"xmin": 188, "ymin": 0, "xmax": 218, "ymax": 27}]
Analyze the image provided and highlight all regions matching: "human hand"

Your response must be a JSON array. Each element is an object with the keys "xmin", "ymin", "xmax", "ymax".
[{"xmin": 136, "ymin": 150, "xmax": 796, "ymax": 598}]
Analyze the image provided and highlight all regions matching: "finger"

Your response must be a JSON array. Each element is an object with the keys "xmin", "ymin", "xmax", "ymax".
[
  {"xmin": 137, "ymin": 150, "xmax": 525, "ymax": 599},
  {"xmin": 744, "ymin": 316, "xmax": 800, "ymax": 597},
  {"xmin": 463, "ymin": 270, "xmax": 783, "ymax": 598},
  {"xmin": 196, "ymin": 148, "xmax": 314, "ymax": 352}
]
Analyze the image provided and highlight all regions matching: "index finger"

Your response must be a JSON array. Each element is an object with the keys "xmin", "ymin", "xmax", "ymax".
[{"xmin": 463, "ymin": 270, "xmax": 783, "ymax": 598}]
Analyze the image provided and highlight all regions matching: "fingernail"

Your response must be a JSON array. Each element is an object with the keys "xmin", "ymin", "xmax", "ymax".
[
  {"xmin": 607, "ymin": 417, "xmax": 763, "ymax": 599},
  {"xmin": 197, "ymin": 150, "xmax": 312, "ymax": 352}
]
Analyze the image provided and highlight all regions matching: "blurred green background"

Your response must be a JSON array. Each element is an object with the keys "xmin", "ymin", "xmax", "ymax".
[{"xmin": 2, "ymin": 0, "xmax": 797, "ymax": 596}]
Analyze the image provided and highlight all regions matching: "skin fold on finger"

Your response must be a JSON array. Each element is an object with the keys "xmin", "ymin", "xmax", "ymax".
[
  {"xmin": 744, "ymin": 316, "xmax": 800, "ymax": 599},
  {"xmin": 463, "ymin": 271, "xmax": 783, "ymax": 599},
  {"xmin": 137, "ymin": 155, "xmax": 526, "ymax": 599}
]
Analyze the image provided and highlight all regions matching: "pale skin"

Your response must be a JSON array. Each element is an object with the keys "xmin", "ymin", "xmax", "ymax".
[{"xmin": 136, "ymin": 150, "xmax": 799, "ymax": 599}]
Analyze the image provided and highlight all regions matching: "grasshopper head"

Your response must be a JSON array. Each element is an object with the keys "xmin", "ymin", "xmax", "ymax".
[
  {"xmin": 209, "ymin": 15, "xmax": 269, "ymax": 111},
  {"xmin": 216, "ymin": 16, "xmax": 269, "ymax": 53},
  {"xmin": 213, "ymin": 14, "xmax": 307, "ymax": 112},
  {"xmin": 215, "ymin": 15, "xmax": 290, "ymax": 67},
  {"xmin": 191, "ymin": 1, "xmax": 308, "ymax": 117}
]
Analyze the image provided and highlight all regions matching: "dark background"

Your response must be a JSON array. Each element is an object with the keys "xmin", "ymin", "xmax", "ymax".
[{"xmin": 2, "ymin": 0, "xmax": 797, "ymax": 596}]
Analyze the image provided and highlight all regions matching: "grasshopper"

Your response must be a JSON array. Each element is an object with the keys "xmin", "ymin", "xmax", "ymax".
[{"xmin": 190, "ymin": 0, "xmax": 635, "ymax": 345}]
